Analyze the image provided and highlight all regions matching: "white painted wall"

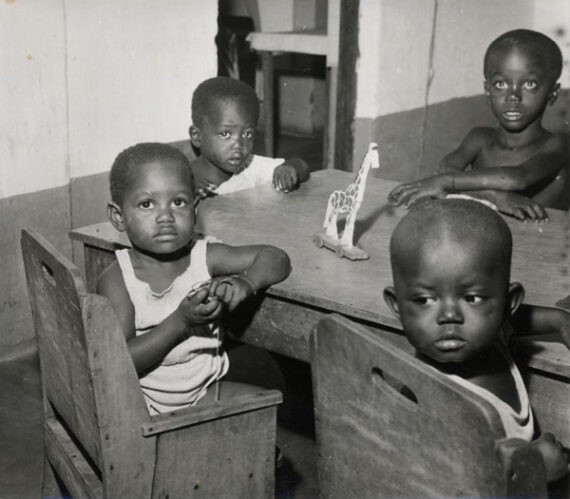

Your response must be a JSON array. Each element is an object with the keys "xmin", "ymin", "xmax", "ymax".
[
  {"xmin": 356, "ymin": 0, "xmax": 431, "ymax": 119},
  {"xmin": 429, "ymin": 0, "xmax": 533, "ymax": 106},
  {"xmin": 0, "ymin": 0, "xmax": 69, "ymax": 199},
  {"xmin": 67, "ymin": 0, "xmax": 217, "ymax": 179},
  {"xmin": 0, "ymin": 0, "xmax": 217, "ymax": 197},
  {"xmin": 356, "ymin": 0, "xmax": 569, "ymax": 119},
  {"xmin": 534, "ymin": 0, "xmax": 570, "ymax": 88}
]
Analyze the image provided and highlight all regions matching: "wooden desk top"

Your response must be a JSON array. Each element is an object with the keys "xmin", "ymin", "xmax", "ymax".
[{"xmin": 70, "ymin": 170, "xmax": 570, "ymax": 330}]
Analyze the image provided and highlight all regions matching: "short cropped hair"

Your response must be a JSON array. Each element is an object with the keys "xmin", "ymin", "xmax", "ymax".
[
  {"xmin": 484, "ymin": 29, "xmax": 563, "ymax": 81},
  {"xmin": 390, "ymin": 198, "xmax": 513, "ymax": 279},
  {"xmin": 109, "ymin": 142, "xmax": 193, "ymax": 205},
  {"xmin": 191, "ymin": 76, "xmax": 260, "ymax": 127}
]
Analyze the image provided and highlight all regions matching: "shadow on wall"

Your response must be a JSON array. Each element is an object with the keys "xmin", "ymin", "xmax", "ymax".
[{"xmin": 362, "ymin": 88, "xmax": 570, "ymax": 183}]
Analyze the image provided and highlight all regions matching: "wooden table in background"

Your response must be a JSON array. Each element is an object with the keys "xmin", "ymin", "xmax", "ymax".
[{"xmin": 70, "ymin": 170, "xmax": 570, "ymax": 444}]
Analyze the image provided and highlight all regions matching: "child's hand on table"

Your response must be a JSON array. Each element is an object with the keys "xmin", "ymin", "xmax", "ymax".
[
  {"xmin": 490, "ymin": 191, "xmax": 549, "ymax": 223},
  {"xmin": 207, "ymin": 275, "xmax": 256, "ymax": 311},
  {"xmin": 530, "ymin": 433, "xmax": 569, "ymax": 483},
  {"xmin": 273, "ymin": 161, "xmax": 300, "ymax": 193},
  {"xmin": 388, "ymin": 175, "xmax": 450, "ymax": 207}
]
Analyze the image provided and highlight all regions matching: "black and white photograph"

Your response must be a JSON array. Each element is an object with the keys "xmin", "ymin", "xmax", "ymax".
[{"xmin": 1, "ymin": 0, "xmax": 569, "ymax": 497}]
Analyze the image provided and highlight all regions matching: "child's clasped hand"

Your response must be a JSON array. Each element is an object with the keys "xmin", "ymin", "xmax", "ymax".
[
  {"xmin": 179, "ymin": 276, "xmax": 257, "ymax": 318},
  {"xmin": 273, "ymin": 161, "xmax": 300, "ymax": 193},
  {"xmin": 207, "ymin": 275, "xmax": 256, "ymax": 311},
  {"xmin": 177, "ymin": 285, "xmax": 223, "ymax": 327}
]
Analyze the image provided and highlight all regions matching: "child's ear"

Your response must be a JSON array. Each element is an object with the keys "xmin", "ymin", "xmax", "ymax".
[
  {"xmin": 507, "ymin": 282, "xmax": 525, "ymax": 316},
  {"xmin": 483, "ymin": 80, "xmax": 491, "ymax": 98},
  {"xmin": 107, "ymin": 202, "xmax": 125, "ymax": 232},
  {"xmin": 383, "ymin": 286, "xmax": 401, "ymax": 319},
  {"xmin": 189, "ymin": 125, "xmax": 202, "ymax": 148},
  {"xmin": 548, "ymin": 82, "xmax": 561, "ymax": 105}
]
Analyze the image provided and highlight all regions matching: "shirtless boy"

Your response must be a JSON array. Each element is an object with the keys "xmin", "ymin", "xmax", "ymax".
[{"xmin": 389, "ymin": 30, "xmax": 569, "ymax": 221}]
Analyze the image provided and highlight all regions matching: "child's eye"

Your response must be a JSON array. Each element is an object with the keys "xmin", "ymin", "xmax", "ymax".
[
  {"xmin": 412, "ymin": 296, "xmax": 436, "ymax": 306},
  {"xmin": 171, "ymin": 198, "xmax": 188, "ymax": 208},
  {"xmin": 493, "ymin": 80, "xmax": 507, "ymax": 90},
  {"xmin": 243, "ymin": 130, "xmax": 255, "ymax": 140},
  {"xmin": 523, "ymin": 81, "xmax": 537, "ymax": 90},
  {"xmin": 464, "ymin": 294, "xmax": 484, "ymax": 304},
  {"xmin": 139, "ymin": 200, "xmax": 154, "ymax": 209},
  {"xmin": 219, "ymin": 131, "xmax": 231, "ymax": 139}
]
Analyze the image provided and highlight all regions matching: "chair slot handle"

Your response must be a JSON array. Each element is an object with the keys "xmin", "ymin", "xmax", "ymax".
[
  {"xmin": 42, "ymin": 262, "xmax": 56, "ymax": 287},
  {"xmin": 370, "ymin": 366, "xmax": 418, "ymax": 411}
]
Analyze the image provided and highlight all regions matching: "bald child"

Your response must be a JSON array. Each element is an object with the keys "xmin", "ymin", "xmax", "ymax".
[{"xmin": 383, "ymin": 198, "xmax": 569, "ymax": 482}]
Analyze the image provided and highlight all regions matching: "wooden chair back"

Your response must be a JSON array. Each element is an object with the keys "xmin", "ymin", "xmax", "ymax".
[
  {"xmin": 311, "ymin": 314, "xmax": 548, "ymax": 498},
  {"xmin": 22, "ymin": 227, "xmax": 154, "ymax": 495},
  {"xmin": 22, "ymin": 227, "xmax": 281, "ymax": 498}
]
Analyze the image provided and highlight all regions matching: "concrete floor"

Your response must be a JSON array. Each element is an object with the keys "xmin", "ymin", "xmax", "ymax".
[
  {"xmin": 0, "ymin": 350, "xmax": 319, "ymax": 499},
  {"xmin": 0, "ymin": 351, "xmax": 43, "ymax": 498}
]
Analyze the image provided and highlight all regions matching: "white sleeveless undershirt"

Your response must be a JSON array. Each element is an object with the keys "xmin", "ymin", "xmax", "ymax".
[
  {"xmin": 115, "ymin": 238, "xmax": 228, "ymax": 414},
  {"xmin": 215, "ymin": 154, "xmax": 284, "ymax": 194},
  {"xmin": 447, "ymin": 342, "xmax": 534, "ymax": 441}
]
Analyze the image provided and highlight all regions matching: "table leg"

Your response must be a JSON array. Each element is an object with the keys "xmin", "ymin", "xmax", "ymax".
[{"xmin": 227, "ymin": 294, "xmax": 405, "ymax": 363}]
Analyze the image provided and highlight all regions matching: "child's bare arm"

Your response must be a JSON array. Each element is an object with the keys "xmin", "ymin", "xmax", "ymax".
[
  {"xmin": 273, "ymin": 157, "xmax": 310, "ymax": 193},
  {"xmin": 190, "ymin": 158, "xmax": 230, "ymax": 199},
  {"xmin": 388, "ymin": 128, "xmax": 484, "ymax": 205},
  {"xmin": 207, "ymin": 242, "xmax": 291, "ymax": 310},
  {"xmin": 438, "ymin": 127, "xmax": 488, "ymax": 172},
  {"xmin": 97, "ymin": 262, "xmax": 223, "ymax": 374},
  {"xmin": 511, "ymin": 304, "xmax": 570, "ymax": 348},
  {"xmin": 452, "ymin": 134, "xmax": 567, "ymax": 191},
  {"xmin": 390, "ymin": 134, "xmax": 568, "ymax": 207}
]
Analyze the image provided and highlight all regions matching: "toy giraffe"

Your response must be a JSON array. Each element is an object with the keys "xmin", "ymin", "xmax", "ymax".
[{"xmin": 313, "ymin": 143, "xmax": 380, "ymax": 260}]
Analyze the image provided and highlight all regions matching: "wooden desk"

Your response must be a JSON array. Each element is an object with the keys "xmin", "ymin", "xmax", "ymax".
[{"xmin": 70, "ymin": 170, "xmax": 570, "ymax": 443}]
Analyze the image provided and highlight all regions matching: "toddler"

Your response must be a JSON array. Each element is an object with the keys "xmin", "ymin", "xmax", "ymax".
[
  {"xmin": 189, "ymin": 76, "xmax": 310, "ymax": 199},
  {"xmin": 97, "ymin": 142, "xmax": 291, "ymax": 414},
  {"xmin": 389, "ymin": 30, "xmax": 569, "ymax": 221},
  {"xmin": 384, "ymin": 198, "xmax": 569, "ymax": 482}
]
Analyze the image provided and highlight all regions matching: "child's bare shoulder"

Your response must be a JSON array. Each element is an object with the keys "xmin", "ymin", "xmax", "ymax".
[
  {"xmin": 454, "ymin": 127, "xmax": 496, "ymax": 155},
  {"xmin": 544, "ymin": 132, "xmax": 570, "ymax": 157},
  {"xmin": 443, "ymin": 127, "xmax": 494, "ymax": 168},
  {"xmin": 97, "ymin": 260, "xmax": 126, "ymax": 295},
  {"xmin": 189, "ymin": 156, "xmax": 208, "ymax": 173}
]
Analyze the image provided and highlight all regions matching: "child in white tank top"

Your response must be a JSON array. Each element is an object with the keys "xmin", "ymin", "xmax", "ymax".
[
  {"xmin": 98, "ymin": 143, "xmax": 291, "ymax": 414},
  {"xmin": 384, "ymin": 198, "xmax": 570, "ymax": 483}
]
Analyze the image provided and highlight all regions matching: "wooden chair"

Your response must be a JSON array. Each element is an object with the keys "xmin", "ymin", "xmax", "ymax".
[
  {"xmin": 311, "ymin": 314, "xmax": 551, "ymax": 498},
  {"xmin": 21, "ymin": 227, "xmax": 282, "ymax": 498}
]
